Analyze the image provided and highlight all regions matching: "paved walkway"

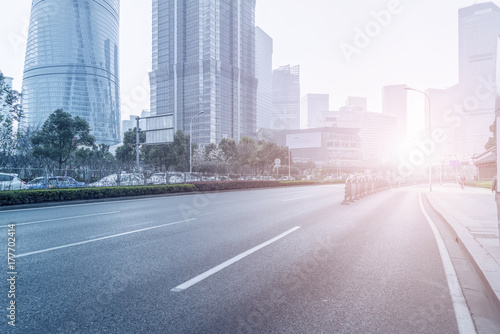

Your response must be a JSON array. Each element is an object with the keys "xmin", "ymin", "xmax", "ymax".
[{"xmin": 425, "ymin": 184, "xmax": 500, "ymax": 310}]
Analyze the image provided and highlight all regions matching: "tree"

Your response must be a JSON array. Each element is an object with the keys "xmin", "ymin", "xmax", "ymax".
[
  {"xmin": 485, "ymin": 120, "xmax": 496, "ymax": 150},
  {"xmin": 75, "ymin": 144, "xmax": 116, "ymax": 171},
  {"xmin": 0, "ymin": 72, "xmax": 23, "ymax": 163},
  {"xmin": 218, "ymin": 138, "xmax": 237, "ymax": 162},
  {"xmin": 31, "ymin": 109, "xmax": 95, "ymax": 170},
  {"xmin": 115, "ymin": 127, "xmax": 145, "ymax": 168},
  {"xmin": 256, "ymin": 140, "xmax": 288, "ymax": 173},
  {"xmin": 0, "ymin": 72, "xmax": 22, "ymax": 121},
  {"xmin": 143, "ymin": 130, "xmax": 191, "ymax": 171},
  {"xmin": 237, "ymin": 137, "xmax": 257, "ymax": 167}
]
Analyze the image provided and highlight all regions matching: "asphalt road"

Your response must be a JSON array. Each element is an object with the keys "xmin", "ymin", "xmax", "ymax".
[{"xmin": 0, "ymin": 184, "xmax": 479, "ymax": 333}]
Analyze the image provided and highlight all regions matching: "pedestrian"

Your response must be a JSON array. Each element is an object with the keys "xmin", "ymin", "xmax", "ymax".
[
  {"xmin": 492, "ymin": 175, "xmax": 497, "ymax": 193},
  {"xmin": 459, "ymin": 175, "xmax": 465, "ymax": 189}
]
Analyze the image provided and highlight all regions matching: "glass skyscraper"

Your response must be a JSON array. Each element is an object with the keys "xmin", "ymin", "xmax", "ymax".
[
  {"xmin": 22, "ymin": 0, "xmax": 121, "ymax": 145},
  {"xmin": 149, "ymin": 0, "xmax": 257, "ymax": 145},
  {"xmin": 457, "ymin": 2, "xmax": 500, "ymax": 154}
]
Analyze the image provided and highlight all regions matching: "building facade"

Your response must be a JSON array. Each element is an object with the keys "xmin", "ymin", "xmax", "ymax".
[
  {"xmin": 457, "ymin": 2, "xmax": 500, "ymax": 155},
  {"xmin": 302, "ymin": 94, "xmax": 329, "ymax": 129},
  {"xmin": 260, "ymin": 127, "xmax": 364, "ymax": 172},
  {"xmin": 255, "ymin": 27, "xmax": 273, "ymax": 131},
  {"xmin": 325, "ymin": 110, "xmax": 398, "ymax": 163},
  {"xmin": 21, "ymin": 0, "xmax": 121, "ymax": 145},
  {"xmin": 272, "ymin": 65, "xmax": 300, "ymax": 130},
  {"xmin": 149, "ymin": 0, "xmax": 258, "ymax": 146}
]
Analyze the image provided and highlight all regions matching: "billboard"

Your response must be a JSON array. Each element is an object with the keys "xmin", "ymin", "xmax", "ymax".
[{"xmin": 144, "ymin": 114, "xmax": 174, "ymax": 144}]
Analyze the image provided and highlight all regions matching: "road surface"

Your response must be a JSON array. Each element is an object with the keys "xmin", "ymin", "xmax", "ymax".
[{"xmin": 0, "ymin": 184, "xmax": 492, "ymax": 333}]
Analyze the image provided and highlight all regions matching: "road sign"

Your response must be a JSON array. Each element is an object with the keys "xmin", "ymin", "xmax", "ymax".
[{"xmin": 274, "ymin": 158, "xmax": 281, "ymax": 167}]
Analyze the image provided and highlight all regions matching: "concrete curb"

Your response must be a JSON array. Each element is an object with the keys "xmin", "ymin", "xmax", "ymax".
[{"xmin": 424, "ymin": 192, "xmax": 500, "ymax": 311}]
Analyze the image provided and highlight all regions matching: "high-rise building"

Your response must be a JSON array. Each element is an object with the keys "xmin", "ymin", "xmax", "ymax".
[
  {"xmin": 382, "ymin": 85, "xmax": 407, "ymax": 147},
  {"xmin": 301, "ymin": 94, "xmax": 329, "ymax": 129},
  {"xmin": 272, "ymin": 65, "xmax": 300, "ymax": 130},
  {"xmin": 149, "ymin": 0, "xmax": 258, "ymax": 145},
  {"xmin": 21, "ymin": 0, "xmax": 121, "ymax": 145},
  {"xmin": 255, "ymin": 27, "xmax": 273, "ymax": 131},
  {"xmin": 456, "ymin": 2, "xmax": 500, "ymax": 154}
]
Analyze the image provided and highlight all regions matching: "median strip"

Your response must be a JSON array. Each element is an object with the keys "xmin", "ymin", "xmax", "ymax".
[
  {"xmin": 0, "ymin": 211, "xmax": 121, "ymax": 228},
  {"xmin": 171, "ymin": 226, "xmax": 302, "ymax": 292},
  {"xmin": 16, "ymin": 218, "xmax": 197, "ymax": 258}
]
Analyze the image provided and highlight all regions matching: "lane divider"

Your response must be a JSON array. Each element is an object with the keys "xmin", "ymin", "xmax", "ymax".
[
  {"xmin": 0, "ymin": 211, "xmax": 121, "ymax": 228},
  {"xmin": 171, "ymin": 226, "xmax": 302, "ymax": 292},
  {"xmin": 16, "ymin": 218, "xmax": 198, "ymax": 258}
]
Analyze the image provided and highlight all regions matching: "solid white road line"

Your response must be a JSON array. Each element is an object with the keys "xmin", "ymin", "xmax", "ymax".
[
  {"xmin": 0, "ymin": 211, "xmax": 121, "ymax": 228},
  {"xmin": 16, "ymin": 218, "xmax": 197, "ymax": 258},
  {"xmin": 171, "ymin": 226, "xmax": 302, "ymax": 292},
  {"xmin": 418, "ymin": 192, "xmax": 477, "ymax": 334},
  {"xmin": 0, "ymin": 196, "xmax": 180, "ymax": 213},
  {"xmin": 283, "ymin": 196, "xmax": 311, "ymax": 202}
]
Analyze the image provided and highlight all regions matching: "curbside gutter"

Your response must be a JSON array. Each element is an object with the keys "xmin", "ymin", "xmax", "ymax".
[{"xmin": 423, "ymin": 192, "xmax": 500, "ymax": 312}]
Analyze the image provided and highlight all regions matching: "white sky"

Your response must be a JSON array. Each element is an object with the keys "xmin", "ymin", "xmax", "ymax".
[{"xmin": 0, "ymin": 0, "xmax": 493, "ymax": 136}]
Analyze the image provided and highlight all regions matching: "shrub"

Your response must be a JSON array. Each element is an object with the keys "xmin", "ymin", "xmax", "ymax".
[
  {"xmin": 191, "ymin": 180, "xmax": 280, "ymax": 192},
  {"xmin": 0, "ymin": 184, "xmax": 196, "ymax": 206}
]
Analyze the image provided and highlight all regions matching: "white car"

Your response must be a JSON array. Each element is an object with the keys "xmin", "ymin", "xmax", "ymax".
[
  {"xmin": 89, "ymin": 173, "xmax": 144, "ymax": 187},
  {"xmin": 0, "ymin": 173, "xmax": 28, "ymax": 191}
]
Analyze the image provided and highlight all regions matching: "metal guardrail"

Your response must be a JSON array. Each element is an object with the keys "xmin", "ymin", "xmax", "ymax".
[{"xmin": 341, "ymin": 176, "xmax": 426, "ymax": 205}]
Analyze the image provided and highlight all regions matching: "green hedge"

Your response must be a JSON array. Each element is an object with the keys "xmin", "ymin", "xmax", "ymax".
[
  {"xmin": 0, "ymin": 184, "xmax": 196, "ymax": 206},
  {"xmin": 465, "ymin": 180, "xmax": 493, "ymax": 189},
  {"xmin": 190, "ymin": 180, "xmax": 280, "ymax": 192},
  {"xmin": 0, "ymin": 180, "xmax": 345, "ymax": 207}
]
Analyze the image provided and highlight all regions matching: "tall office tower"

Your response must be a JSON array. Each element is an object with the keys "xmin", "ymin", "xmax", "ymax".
[
  {"xmin": 272, "ymin": 65, "xmax": 300, "ymax": 130},
  {"xmin": 150, "ymin": 0, "xmax": 258, "ymax": 145},
  {"xmin": 382, "ymin": 85, "xmax": 407, "ymax": 148},
  {"xmin": 21, "ymin": 0, "xmax": 121, "ymax": 145},
  {"xmin": 457, "ymin": 2, "xmax": 500, "ymax": 154},
  {"xmin": 301, "ymin": 94, "xmax": 329, "ymax": 129},
  {"xmin": 255, "ymin": 27, "xmax": 273, "ymax": 131}
]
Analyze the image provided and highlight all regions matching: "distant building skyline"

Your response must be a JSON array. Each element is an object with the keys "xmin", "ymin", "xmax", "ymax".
[
  {"xmin": 149, "ymin": 0, "xmax": 258, "ymax": 146},
  {"xmin": 345, "ymin": 96, "xmax": 367, "ymax": 112},
  {"xmin": 20, "ymin": 0, "xmax": 121, "ymax": 145},
  {"xmin": 255, "ymin": 27, "xmax": 274, "ymax": 131},
  {"xmin": 301, "ymin": 94, "xmax": 329, "ymax": 129},
  {"xmin": 260, "ymin": 127, "xmax": 364, "ymax": 172},
  {"xmin": 325, "ymin": 110, "xmax": 398, "ymax": 163},
  {"xmin": 272, "ymin": 65, "xmax": 300, "ymax": 130}
]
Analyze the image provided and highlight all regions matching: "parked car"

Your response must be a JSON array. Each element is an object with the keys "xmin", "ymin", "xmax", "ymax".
[
  {"xmin": 89, "ymin": 173, "xmax": 144, "ymax": 187},
  {"xmin": 0, "ymin": 173, "xmax": 28, "ymax": 191},
  {"xmin": 27, "ymin": 176, "xmax": 85, "ymax": 189}
]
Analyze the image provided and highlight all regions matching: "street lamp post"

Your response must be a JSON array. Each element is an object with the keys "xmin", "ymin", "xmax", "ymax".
[
  {"xmin": 189, "ymin": 111, "xmax": 204, "ymax": 173},
  {"xmin": 405, "ymin": 87, "xmax": 432, "ymax": 192},
  {"xmin": 135, "ymin": 116, "xmax": 140, "ymax": 172}
]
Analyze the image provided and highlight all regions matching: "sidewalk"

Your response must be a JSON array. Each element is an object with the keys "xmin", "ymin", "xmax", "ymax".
[{"xmin": 424, "ymin": 184, "xmax": 500, "ymax": 309}]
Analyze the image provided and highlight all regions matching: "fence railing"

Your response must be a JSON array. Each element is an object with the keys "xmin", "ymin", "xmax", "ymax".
[{"xmin": 0, "ymin": 167, "xmax": 343, "ymax": 191}]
